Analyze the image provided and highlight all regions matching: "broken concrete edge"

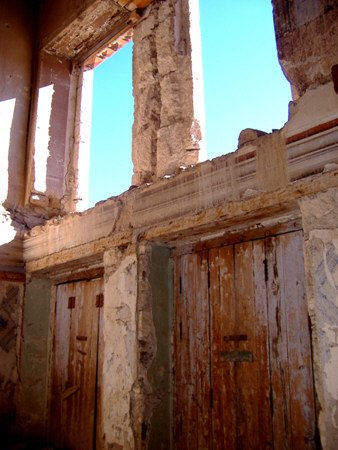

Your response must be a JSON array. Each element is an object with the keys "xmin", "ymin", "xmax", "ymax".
[{"xmin": 21, "ymin": 128, "xmax": 288, "ymax": 235}]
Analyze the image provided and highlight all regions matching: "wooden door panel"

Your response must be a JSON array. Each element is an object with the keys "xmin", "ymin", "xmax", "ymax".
[
  {"xmin": 209, "ymin": 245, "xmax": 236, "ymax": 449},
  {"xmin": 51, "ymin": 278, "xmax": 102, "ymax": 450},
  {"xmin": 174, "ymin": 230, "xmax": 316, "ymax": 450},
  {"xmin": 210, "ymin": 242, "xmax": 272, "ymax": 450},
  {"xmin": 174, "ymin": 252, "xmax": 211, "ymax": 450},
  {"xmin": 50, "ymin": 282, "xmax": 73, "ymax": 447},
  {"xmin": 234, "ymin": 241, "xmax": 272, "ymax": 450},
  {"xmin": 266, "ymin": 232, "xmax": 316, "ymax": 449}
]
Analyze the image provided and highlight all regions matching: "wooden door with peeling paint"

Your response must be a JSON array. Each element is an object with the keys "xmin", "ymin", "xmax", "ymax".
[
  {"xmin": 50, "ymin": 278, "xmax": 103, "ymax": 450},
  {"xmin": 174, "ymin": 230, "xmax": 317, "ymax": 449}
]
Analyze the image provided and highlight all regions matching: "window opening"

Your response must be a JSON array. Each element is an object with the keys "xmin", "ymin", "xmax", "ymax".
[
  {"xmin": 199, "ymin": 0, "xmax": 291, "ymax": 158},
  {"xmin": 78, "ymin": 32, "xmax": 134, "ymax": 211},
  {"xmin": 89, "ymin": 40, "xmax": 133, "ymax": 207}
]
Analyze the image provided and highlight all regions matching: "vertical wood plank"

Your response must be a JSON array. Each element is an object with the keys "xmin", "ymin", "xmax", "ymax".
[
  {"xmin": 210, "ymin": 245, "xmax": 236, "ymax": 450},
  {"xmin": 252, "ymin": 239, "xmax": 273, "ymax": 448},
  {"xmin": 195, "ymin": 250, "xmax": 212, "ymax": 449},
  {"xmin": 95, "ymin": 291, "xmax": 104, "ymax": 450},
  {"xmin": 174, "ymin": 252, "xmax": 211, "ymax": 449},
  {"xmin": 278, "ymin": 232, "xmax": 316, "ymax": 449},
  {"xmin": 266, "ymin": 235, "xmax": 292, "ymax": 449},
  {"xmin": 173, "ymin": 254, "xmax": 185, "ymax": 449},
  {"xmin": 50, "ymin": 283, "xmax": 72, "ymax": 447},
  {"xmin": 234, "ymin": 241, "xmax": 271, "ymax": 449}
]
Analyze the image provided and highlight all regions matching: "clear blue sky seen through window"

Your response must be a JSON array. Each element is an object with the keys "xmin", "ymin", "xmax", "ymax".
[{"xmin": 89, "ymin": 0, "xmax": 291, "ymax": 207}]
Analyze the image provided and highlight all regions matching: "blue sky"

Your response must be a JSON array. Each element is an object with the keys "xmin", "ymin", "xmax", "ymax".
[{"xmin": 89, "ymin": 0, "xmax": 291, "ymax": 206}]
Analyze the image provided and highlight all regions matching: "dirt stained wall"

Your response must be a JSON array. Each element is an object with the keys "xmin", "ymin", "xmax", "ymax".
[{"xmin": 100, "ymin": 246, "xmax": 138, "ymax": 449}]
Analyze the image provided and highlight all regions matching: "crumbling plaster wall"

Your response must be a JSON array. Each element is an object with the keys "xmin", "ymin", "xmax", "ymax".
[
  {"xmin": 272, "ymin": 0, "xmax": 338, "ymax": 97},
  {"xmin": 132, "ymin": 0, "xmax": 204, "ymax": 184},
  {"xmin": 300, "ymin": 188, "xmax": 338, "ymax": 450},
  {"xmin": 100, "ymin": 246, "xmax": 138, "ymax": 449}
]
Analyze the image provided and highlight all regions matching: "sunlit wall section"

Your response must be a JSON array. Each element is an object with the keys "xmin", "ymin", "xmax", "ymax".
[
  {"xmin": 33, "ymin": 84, "xmax": 54, "ymax": 193},
  {"xmin": 0, "ymin": 98, "xmax": 17, "ymax": 246},
  {"xmin": 189, "ymin": 0, "xmax": 206, "ymax": 162},
  {"xmin": 76, "ymin": 69, "xmax": 94, "ymax": 212},
  {"xmin": 0, "ymin": 98, "xmax": 16, "ymax": 203}
]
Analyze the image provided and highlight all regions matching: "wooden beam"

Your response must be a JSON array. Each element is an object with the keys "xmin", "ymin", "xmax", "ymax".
[{"xmin": 54, "ymin": 267, "xmax": 104, "ymax": 285}]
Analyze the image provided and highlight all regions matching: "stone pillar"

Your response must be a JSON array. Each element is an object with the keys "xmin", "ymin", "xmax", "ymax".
[
  {"xmin": 132, "ymin": 0, "xmax": 205, "ymax": 185},
  {"xmin": 100, "ymin": 246, "xmax": 138, "ymax": 449},
  {"xmin": 300, "ymin": 188, "xmax": 338, "ymax": 450}
]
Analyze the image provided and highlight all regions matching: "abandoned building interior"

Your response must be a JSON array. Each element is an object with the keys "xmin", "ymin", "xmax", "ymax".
[{"xmin": 0, "ymin": 0, "xmax": 337, "ymax": 448}]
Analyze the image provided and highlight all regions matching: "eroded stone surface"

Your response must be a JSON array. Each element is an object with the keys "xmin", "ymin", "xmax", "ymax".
[
  {"xmin": 300, "ymin": 189, "xmax": 338, "ymax": 450},
  {"xmin": 132, "ymin": 0, "xmax": 204, "ymax": 184},
  {"xmin": 272, "ymin": 0, "xmax": 338, "ymax": 96},
  {"xmin": 238, "ymin": 128, "xmax": 267, "ymax": 147},
  {"xmin": 101, "ymin": 248, "xmax": 138, "ymax": 449}
]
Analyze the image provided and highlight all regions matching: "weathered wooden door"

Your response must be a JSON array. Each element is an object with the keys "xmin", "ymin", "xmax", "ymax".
[
  {"xmin": 174, "ymin": 230, "xmax": 316, "ymax": 449},
  {"xmin": 50, "ymin": 278, "xmax": 103, "ymax": 450}
]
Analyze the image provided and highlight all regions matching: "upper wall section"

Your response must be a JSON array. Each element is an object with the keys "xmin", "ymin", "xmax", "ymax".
[
  {"xmin": 0, "ymin": 0, "xmax": 34, "ymax": 208},
  {"xmin": 272, "ymin": 0, "xmax": 338, "ymax": 97}
]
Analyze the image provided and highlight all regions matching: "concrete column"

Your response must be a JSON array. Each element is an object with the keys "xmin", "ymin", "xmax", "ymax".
[
  {"xmin": 300, "ymin": 188, "xmax": 338, "ymax": 450},
  {"xmin": 132, "ymin": 0, "xmax": 205, "ymax": 185},
  {"xmin": 100, "ymin": 247, "xmax": 138, "ymax": 449}
]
